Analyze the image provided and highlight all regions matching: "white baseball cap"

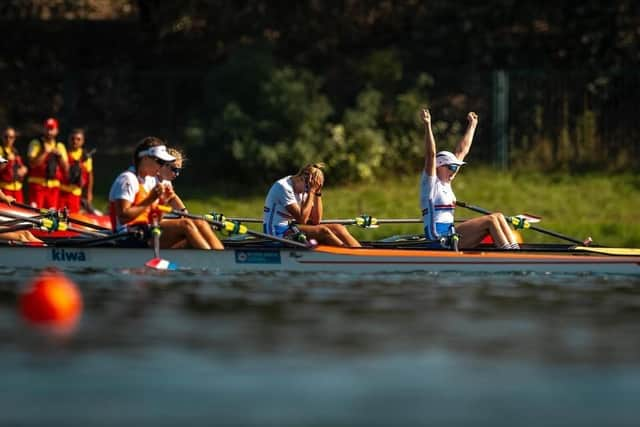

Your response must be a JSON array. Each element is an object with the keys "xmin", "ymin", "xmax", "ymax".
[
  {"xmin": 137, "ymin": 145, "xmax": 176, "ymax": 162},
  {"xmin": 0, "ymin": 155, "xmax": 7, "ymax": 163},
  {"xmin": 435, "ymin": 151, "xmax": 466, "ymax": 167}
]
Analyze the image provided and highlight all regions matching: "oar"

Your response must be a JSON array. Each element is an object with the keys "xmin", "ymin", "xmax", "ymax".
[
  {"xmin": 6, "ymin": 201, "xmax": 112, "ymax": 233},
  {"xmin": 160, "ymin": 206, "xmax": 313, "ymax": 249},
  {"xmin": 52, "ymin": 230, "xmax": 146, "ymax": 247},
  {"xmin": 456, "ymin": 201, "xmax": 592, "ymax": 246},
  {"xmin": 145, "ymin": 214, "xmax": 177, "ymax": 271},
  {"xmin": 227, "ymin": 216, "xmax": 424, "ymax": 227},
  {"xmin": 572, "ymin": 246, "xmax": 640, "ymax": 256},
  {"xmin": 0, "ymin": 209, "xmax": 107, "ymax": 238},
  {"xmin": 0, "ymin": 223, "xmax": 37, "ymax": 233},
  {"xmin": 0, "ymin": 216, "xmax": 43, "ymax": 227}
]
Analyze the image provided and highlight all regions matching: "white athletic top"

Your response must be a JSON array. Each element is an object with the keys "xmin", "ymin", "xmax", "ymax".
[
  {"xmin": 263, "ymin": 175, "xmax": 307, "ymax": 234},
  {"xmin": 108, "ymin": 167, "xmax": 157, "ymax": 231},
  {"xmin": 420, "ymin": 171, "xmax": 456, "ymax": 237}
]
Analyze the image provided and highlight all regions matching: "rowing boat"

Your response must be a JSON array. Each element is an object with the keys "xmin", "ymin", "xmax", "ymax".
[{"xmin": 1, "ymin": 240, "xmax": 638, "ymax": 275}]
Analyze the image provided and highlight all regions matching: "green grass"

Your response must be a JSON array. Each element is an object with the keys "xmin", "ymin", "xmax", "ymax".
[{"xmin": 96, "ymin": 170, "xmax": 640, "ymax": 247}]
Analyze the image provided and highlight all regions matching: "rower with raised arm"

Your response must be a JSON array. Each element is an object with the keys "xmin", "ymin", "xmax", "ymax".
[
  {"xmin": 108, "ymin": 137, "xmax": 218, "ymax": 250},
  {"xmin": 263, "ymin": 163, "xmax": 361, "ymax": 247},
  {"xmin": 420, "ymin": 108, "xmax": 520, "ymax": 249},
  {"xmin": 157, "ymin": 147, "xmax": 223, "ymax": 250}
]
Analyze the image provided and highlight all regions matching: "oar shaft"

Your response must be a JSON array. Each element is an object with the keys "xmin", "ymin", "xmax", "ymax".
[
  {"xmin": 228, "ymin": 217, "xmax": 424, "ymax": 225},
  {"xmin": 0, "ymin": 223, "xmax": 36, "ymax": 233},
  {"xmin": 0, "ymin": 209, "xmax": 106, "ymax": 237},
  {"xmin": 8, "ymin": 201, "xmax": 112, "ymax": 232},
  {"xmin": 457, "ymin": 201, "xmax": 585, "ymax": 245},
  {"xmin": 178, "ymin": 211, "xmax": 310, "ymax": 249}
]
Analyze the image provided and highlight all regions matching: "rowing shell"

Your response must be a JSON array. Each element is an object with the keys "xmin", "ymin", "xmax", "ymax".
[{"xmin": 0, "ymin": 244, "xmax": 639, "ymax": 275}]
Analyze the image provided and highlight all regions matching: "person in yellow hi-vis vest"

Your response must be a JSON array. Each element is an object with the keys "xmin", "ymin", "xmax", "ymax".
[
  {"xmin": 59, "ymin": 128, "xmax": 93, "ymax": 213},
  {"xmin": 27, "ymin": 118, "xmax": 69, "ymax": 209},
  {"xmin": 0, "ymin": 127, "xmax": 28, "ymax": 203}
]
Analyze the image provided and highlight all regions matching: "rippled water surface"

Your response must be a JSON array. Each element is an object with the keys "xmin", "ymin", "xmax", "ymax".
[{"xmin": 1, "ymin": 269, "xmax": 640, "ymax": 426}]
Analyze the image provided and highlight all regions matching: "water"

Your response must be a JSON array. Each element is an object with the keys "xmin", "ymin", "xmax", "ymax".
[{"xmin": 1, "ymin": 270, "xmax": 640, "ymax": 426}]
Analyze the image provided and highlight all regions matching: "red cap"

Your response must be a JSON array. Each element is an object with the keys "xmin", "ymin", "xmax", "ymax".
[{"xmin": 45, "ymin": 118, "xmax": 59, "ymax": 130}]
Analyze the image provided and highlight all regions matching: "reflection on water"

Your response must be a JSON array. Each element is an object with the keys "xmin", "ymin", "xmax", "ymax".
[{"xmin": 1, "ymin": 270, "xmax": 640, "ymax": 426}]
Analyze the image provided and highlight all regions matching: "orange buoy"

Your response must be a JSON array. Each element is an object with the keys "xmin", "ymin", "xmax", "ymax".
[{"xmin": 20, "ymin": 270, "xmax": 83, "ymax": 329}]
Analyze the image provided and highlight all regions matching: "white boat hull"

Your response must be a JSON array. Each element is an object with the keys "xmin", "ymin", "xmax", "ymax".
[{"xmin": 0, "ymin": 245, "xmax": 639, "ymax": 275}]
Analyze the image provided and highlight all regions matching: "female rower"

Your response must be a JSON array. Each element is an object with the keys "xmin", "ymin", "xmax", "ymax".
[
  {"xmin": 0, "ymin": 158, "xmax": 43, "ymax": 243},
  {"xmin": 108, "ymin": 137, "xmax": 220, "ymax": 250},
  {"xmin": 420, "ymin": 108, "xmax": 520, "ymax": 249},
  {"xmin": 263, "ymin": 162, "xmax": 361, "ymax": 247},
  {"xmin": 157, "ymin": 147, "xmax": 223, "ymax": 250}
]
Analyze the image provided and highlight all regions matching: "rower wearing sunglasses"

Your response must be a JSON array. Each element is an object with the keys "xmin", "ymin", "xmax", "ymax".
[
  {"xmin": 420, "ymin": 108, "xmax": 520, "ymax": 249},
  {"xmin": 157, "ymin": 147, "xmax": 223, "ymax": 250},
  {"xmin": 108, "ymin": 138, "xmax": 221, "ymax": 250}
]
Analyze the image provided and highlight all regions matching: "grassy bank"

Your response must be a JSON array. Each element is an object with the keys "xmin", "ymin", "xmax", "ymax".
[{"xmin": 98, "ymin": 170, "xmax": 639, "ymax": 247}]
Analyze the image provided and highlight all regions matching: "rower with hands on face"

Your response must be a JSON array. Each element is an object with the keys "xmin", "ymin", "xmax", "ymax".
[{"xmin": 263, "ymin": 163, "xmax": 361, "ymax": 247}]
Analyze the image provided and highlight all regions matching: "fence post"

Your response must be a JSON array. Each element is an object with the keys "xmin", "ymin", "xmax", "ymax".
[{"xmin": 492, "ymin": 70, "xmax": 509, "ymax": 170}]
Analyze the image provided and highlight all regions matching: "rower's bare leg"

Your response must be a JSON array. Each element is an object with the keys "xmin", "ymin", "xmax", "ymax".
[
  {"xmin": 170, "ymin": 238, "xmax": 188, "ymax": 249},
  {"xmin": 324, "ymin": 223, "xmax": 361, "ymax": 247},
  {"xmin": 21, "ymin": 231, "xmax": 44, "ymax": 243},
  {"xmin": 457, "ymin": 214, "xmax": 510, "ymax": 248},
  {"xmin": 160, "ymin": 218, "xmax": 211, "ymax": 250},
  {"xmin": 0, "ymin": 230, "xmax": 43, "ymax": 243},
  {"xmin": 299, "ymin": 224, "xmax": 345, "ymax": 246},
  {"xmin": 495, "ymin": 215, "xmax": 518, "ymax": 245},
  {"xmin": 194, "ymin": 219, "xmax": 224, "ymax": 250}
]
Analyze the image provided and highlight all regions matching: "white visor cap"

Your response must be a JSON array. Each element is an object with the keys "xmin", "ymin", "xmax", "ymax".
[
  {"xmin": 435, "ymin": 151, "xmax": 466, "ymax": 167},
  {"xmin": 138, "ymin": 145, "xmax": 176, "ymax": 162}
]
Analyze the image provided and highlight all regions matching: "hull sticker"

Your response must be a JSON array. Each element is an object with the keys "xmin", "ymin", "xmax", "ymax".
[{"xmin": 235, "ymin": 250, "xmax": 281, "ymax": 264}]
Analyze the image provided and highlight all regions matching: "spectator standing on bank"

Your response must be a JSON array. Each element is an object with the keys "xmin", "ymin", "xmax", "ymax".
[
  {"xmin": 0, "ymin": 127, "xmax": 28, "ymax": 203},
  {"xmin": 59, "ymin": 128, "xmax": 94, "ymax": 213},
  {"xmin": 26, "ymin": 118, "xmax": 68, "ymax": 208}
]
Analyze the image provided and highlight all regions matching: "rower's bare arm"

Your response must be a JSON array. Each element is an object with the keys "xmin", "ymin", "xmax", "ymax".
[
  {"xmin": 115, "ymin": 185, "xmax": 162, "ymax": 223},
  {"xmin": 309, "ymin": 174, "xmax": 324, "ymax": 224},
  {"xmin": 0, "ymin": 190, "xmax": 15, "ymax": 204},
  {"xmin": 454, "ymin": 112, "xmax": 478, "ymax": 161},
  {"xmin": 286, "ymin": 198, "xmax": 313, "ymax": 225},
  {"xmin": 422, "ymin": 108, "xmax": 436, "ymax": 176}
]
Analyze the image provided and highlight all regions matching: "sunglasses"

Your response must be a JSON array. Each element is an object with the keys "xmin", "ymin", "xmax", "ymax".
[
  {"xmin": 153, "ymin": 157, "xmax": 168, "ymax": 166},
  {"xmin": 169, "ymin": 166, "xmax": 182, "ymax": 176},
  {"xmin": 446, "ymin": 164, "xmax": 461, "ymax": 172}
]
